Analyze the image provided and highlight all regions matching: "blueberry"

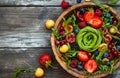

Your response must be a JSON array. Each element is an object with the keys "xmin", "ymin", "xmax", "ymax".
[
  {"xmin": 106, "ymin": 61, "xmax": 110, "ymax": 66},
  {"xmin": 77, "ymin": 0, "xmax": 82, "ymax": 3},
  {"xmin": 116, "ymin": 45, "xmax": 120, "ymax": 51},
  {"xmin": 79, "ymin": 8, "xmax": 86, "ymax": 14},
  {"xmin": 74, "ymin": 28, "xmax": 79, "ymax": 34},
  {"xmin": 106, "ymin": 13, "xmax": 111, "ymax": 18},
  {"xmin": 103, "ymin": 52, "xmax": 109, "ymax": 58},
  {"xmin": 77, "ymin": 64, "xmax": 83, "ymax": 70},
  {"xmin": 94, "ymin": 51, "xmax": 99, "ymax": 56},
  {"xmin": 109, "ymin": 20, "xmax": 113, "ymax": 24}
]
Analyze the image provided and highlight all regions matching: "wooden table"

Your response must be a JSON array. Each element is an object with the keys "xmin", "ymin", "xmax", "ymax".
[{"xmin": 0, "ymin": 0, "xmax": 120, "ymax": 78}]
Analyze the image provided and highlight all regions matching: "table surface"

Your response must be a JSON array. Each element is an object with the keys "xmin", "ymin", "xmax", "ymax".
[{"xmin": 0, "ymin": 0, "xmax": 120, "ymax": 78}]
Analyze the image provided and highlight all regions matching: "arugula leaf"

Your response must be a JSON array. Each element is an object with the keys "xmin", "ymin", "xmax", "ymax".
[
  {"xmin": 96, "ymin": 52, "xmax": 104, "ymax": 64},
  {"xmin": 13, "ymin": 67, "xmax": 31, "ymax": 78},
  {"xmin": 51, "ymin": 28, "xmax": 60, "ymax": 39},
  {"xmin": 107, "ymin": 0, "xmax": 119, "ymax": 5}
]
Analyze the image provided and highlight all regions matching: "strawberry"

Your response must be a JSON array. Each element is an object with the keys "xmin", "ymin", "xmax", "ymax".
[
  {"xmin": 61, "ymin": 0, "xmax": 69, "ymax": 9},
  {"xmin": 84, "ymin": 59, "xmax": 97, "ymax": 73},
  {"xmin": 39, "ymin": 53, "xmax": 57, "ymax": 69},
  {"xmin": 89, "ymin": 16, "xmax": 103, "ymax": 28},
  {"xmin": 77, "ymin": 50, "xmax": 89, "ymax": 61},
  {"xmin": 83, "ymin": 9, "xmax": 94, "ymax": 23}
]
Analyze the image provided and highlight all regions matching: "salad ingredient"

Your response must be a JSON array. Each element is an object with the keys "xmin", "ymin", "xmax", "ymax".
[
  {"xmin": 59, "ymin": 26, "xmax": 65, "ymax": 35},
  {"xmin": 39, "ymin": 53, "xmax": 52, "ymax": 68},
  {"xmin": 79, "ymin": 21, "xmax": 86, "ymax": 28},
  {"xmin": 35, "ymin": 67, "xmax": 44, "ymax": 77},
  {"xmin": 65, "ymin": 33, "xmax": 76, "ymax": 43},
  {"xmin": 106, "ymin": 61, "xmax": 111, "ymax": 66},
  {"xmin": 74, "ymin": 28, "xmax": 79, "ymax": 34},
  {"xmin": 102, "ymin": 58, "xmax": 109, "ymax": 64},
  {"xmin": 77, "ymin": 26, "xmax": 102, "ymax": 52},
  {"xmin": 77, "ymin": 51, "xmax": 89, "ymax": 61},
  {"xmin": 104, "ymin": 34, "xmax": 112, "ymax": 44},
  {"xmin": 45, "ymin": 20, "xmax": 55, "ymax": 29},
  {"xmin": 109, "ymin": 26, "xmax": 118, "ymax": 34},
  {"xmin": 106, "ymin": 13, "xmax": 111, "ymax": 18},
  {"xmin": 103, "ymin": 52, "xmax": 109, "ymax": 58},
  {"xmin": 79, "ymin": 8, "xmax": 86, "ymax": 14},
  {"xmin": 55, "ymin": 40, "xmax": 60, "ymax": 46},
  {"xmin": 84, "ymin": 59, "xmax": 97, "ymax": 73},
  {"xmin": 61, "ymin": 0, "xmax": 69, "ymax": 9},
  {"xmin": 13, "ymin": 67, "xmax": 31, "ymax": 78},
  {"xmin": 77, "ymin": 0, "xmax": 82, "ymax": 3},
  {"xmin": 65, "ymin": 25, "xmax": 73, "ymax": 32},
  {"xmin": 89, "ymin": 16, "xmax": 103, "ymax": 28},
  {"xmin": 77, "ymin": 64, "xmax": 83, "ymax": 70},
  {"xmin": 95, "ymin": 9, "xmax": 102, "ymax": 17},
  {"xmin": 94, "ymin": 51, "xmax": 99, "ymax": 56},
  {"xmin": 98, "ymin": 43, "xmax": 108, "ymax": 52},
  {"xmin": 60, "ymin": 44, "xmax": 69, "ymax": 53},
  {"xmin": 116, "ymin": 45, "xmax": 120, "ymax": 51},
  {"xmin": 83, "ymin": 9, "xmax": 95, "ymax": 23},
  {"xmin": 76, "ymin": 11, "xmax": 84, "ymax": 21},
  {"xmin": 70, "ymin": 59, "xmax": 78, "ymax": 68}
]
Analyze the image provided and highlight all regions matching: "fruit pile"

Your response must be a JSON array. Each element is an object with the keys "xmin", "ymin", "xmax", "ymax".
[{"xmin": 52, "ymin": 3, "xmax": 120, "ymax": 75}]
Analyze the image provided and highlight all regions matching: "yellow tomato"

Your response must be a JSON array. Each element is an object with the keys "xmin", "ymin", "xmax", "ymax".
[
  {"xmin": 109, "ymin": 26, "xmax": 117, "ymax": 34},
  {"xmin": 35, "ymin": 67, "xmax": 44, "ymax": 77},
  {"xmin": 98, "ymin": 43, "xmax": 108, "ymax": 52},
  {"xmin": 45, "ymin": 20, "xmax": 55, "ymax": 29},
  {"xmin": 102, "ymin": 58, "xmax": 109, "ymax": 64},
  {"xmin": 66, "ymin": 25, "xmax": 73, "ymax": 32},
  {"xmin": 59, "ymin": 44, "xmax": 69, "ymax": 53}
]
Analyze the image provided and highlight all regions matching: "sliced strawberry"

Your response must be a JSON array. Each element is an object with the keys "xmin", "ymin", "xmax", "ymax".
[
  {"xmin": 89, "ymin": 16, "xmax": 103, "ymax": 28},
  {"xmin": 83, "ymin": 11, "xmax": 94, "ymax": 23},
  {"xmin": 84, "ymin": 59, "xmax": 97, "ymax": 73},
  {"xmin": 77, "ymin": 50, "xmax": 89, "ymax": 61}
]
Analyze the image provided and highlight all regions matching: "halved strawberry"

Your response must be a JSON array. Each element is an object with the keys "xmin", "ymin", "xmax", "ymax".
[
  {"xmin": 77, "ymin": 50, "xmax": 89, "ymax": 61},
  {"xmin": 89, "ymin": 16, "xmax": 103, "ymax": 28},
  {"xmin": 83, "ymin": 10, "xmax": 94, "ymax": 23},
  {"xmin": 84, "ymin": 59, "xmax": 97, "ymax": 73}
]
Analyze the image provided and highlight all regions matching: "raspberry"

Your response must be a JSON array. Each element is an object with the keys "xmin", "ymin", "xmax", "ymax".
[
  {"xmin": 61, "ymin": 0, "xmax": 69, "ymax": 9},
  {"xmin": 79, "ymin": 21, "xmax": 86, "ymax": 28},
  {"xmin": 70, "ymin": 59, "xmax": 77, "ymax": 68},
  {"xmin": 95, "ymin": 9, "xmax": 102, "ymax": 17}
]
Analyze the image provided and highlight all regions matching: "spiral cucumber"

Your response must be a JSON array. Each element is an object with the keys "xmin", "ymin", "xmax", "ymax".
[{"xmin": 77, "ymin": 26, "xmax": 103, "ymax": 52}]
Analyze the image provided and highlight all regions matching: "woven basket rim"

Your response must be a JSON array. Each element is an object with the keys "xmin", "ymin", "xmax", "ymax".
[{"xmin": 51, "ymin": 1, "xmax": 120, "ymax": 78}]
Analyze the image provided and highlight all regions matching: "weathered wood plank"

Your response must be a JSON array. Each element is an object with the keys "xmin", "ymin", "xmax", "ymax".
[
  {"xmin": 0, "ymin": 7, "xmax": 63, "ymax": 47},
  {"xmin": 0, "ymin": 48, "xmax": 119, "ymax": 78},
  {"xmin": 0, "ymin": 7, "xmax": 120, "ymax": 48},
  {"xmin": 0, "ymin": 0, "xmax": 120, "ymax": 6}
]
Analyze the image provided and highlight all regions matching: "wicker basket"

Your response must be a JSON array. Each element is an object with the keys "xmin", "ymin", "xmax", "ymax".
[{"xmin": 51, "ymin": 0, "xmax": 120, "ymax": 78}]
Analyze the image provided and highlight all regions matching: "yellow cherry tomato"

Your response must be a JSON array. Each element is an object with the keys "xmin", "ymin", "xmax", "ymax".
[
  {"xmin": 35, "ymin": 67, "xmax": 44, "ymax": 77},
  {"xmin": 45, "ymin": 20, "xmax": 55, "ymax": 29},
  {"xmin": 66, "ymin": 25, "xmax": 73, "ymax": 32},
  {"xmin": 109, "ymin": 26, "xmax": 117, "ymax": 34},
  {"xmin": 98, "ymin": 43, "xmax": 108, "ymax": 52},
  {"xmin": 59, "ymin": 44, "xmax": 69, "ymax": 53},
  {"xmin": 102, "ymin": 58, "xmax": 109, "ymax": 64}
]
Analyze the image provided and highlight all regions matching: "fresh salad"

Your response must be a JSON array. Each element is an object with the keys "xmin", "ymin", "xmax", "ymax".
[{"xmin": 52, "ymin": 2, "xmax": 120, "ymax": 75}]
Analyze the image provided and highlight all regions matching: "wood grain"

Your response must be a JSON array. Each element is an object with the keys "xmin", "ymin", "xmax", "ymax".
[
  {"xmin": 0, "ymin": 7, "xmax": 120, "ymax": 48},
  {"xmin": 0, "ymin": 0, "xmax": 120, "ymax": 6},
  {"xmin": 0, "ymin": 48, "xmax": 119, "ymax": 78}
]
